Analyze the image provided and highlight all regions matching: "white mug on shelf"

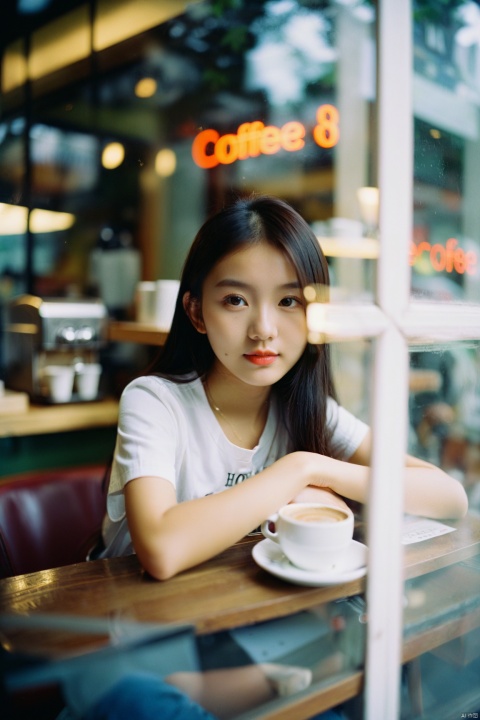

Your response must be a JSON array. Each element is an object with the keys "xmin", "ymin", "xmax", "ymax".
[
  {"xmin": 75, "ymin": 363, "xmax": 102, "ymax": 401},
  {"xmin": 136, "ymin": 281, "xmax": 157, "ymax": 324},
  {"xmin": 155, "ymin": 279, "xmax": 180, "ymax": 329},
  {"xmin": 42, "ymin": 365, "xmax": 75, "ymax": 403}
]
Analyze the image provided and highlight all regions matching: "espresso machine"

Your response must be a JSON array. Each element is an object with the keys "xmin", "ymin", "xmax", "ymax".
[{"xmin": 5, "ymin": 295, "xmax": 108, "ymax": 403}]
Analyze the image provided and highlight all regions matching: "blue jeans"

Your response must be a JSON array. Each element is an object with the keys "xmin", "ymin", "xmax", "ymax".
[
  {"xmin": 82, "ymin": 672, "xmax": 217, "ymax": 720},
  {"xmin": 81, "ymin": 671, "xmax": 345, "ymax": 720}
]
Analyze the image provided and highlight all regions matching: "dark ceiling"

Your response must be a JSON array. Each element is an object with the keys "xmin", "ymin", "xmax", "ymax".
[{"xmin": 0, "ymin": 0, "xmax": 85, "ymax": 50}]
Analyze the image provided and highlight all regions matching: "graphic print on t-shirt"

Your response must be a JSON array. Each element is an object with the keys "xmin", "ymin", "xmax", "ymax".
[{"xmin": 225, "ymin": 470, "xmax": 253, "ymax": 487}]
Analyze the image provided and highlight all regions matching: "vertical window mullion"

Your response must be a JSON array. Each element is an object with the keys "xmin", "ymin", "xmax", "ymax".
[{"xmin": 364, "ymin": 1, "xmax": 413, "ymax": 718}]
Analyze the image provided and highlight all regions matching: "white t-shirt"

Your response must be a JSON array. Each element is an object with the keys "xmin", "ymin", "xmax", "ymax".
[{"xmin": 101, "ymin": 375, "xmax": 369, "ymax": 557}]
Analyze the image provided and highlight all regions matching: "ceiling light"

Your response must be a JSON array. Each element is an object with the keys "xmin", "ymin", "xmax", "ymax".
[
  {"xmin": 155, "ymin": 148, "xmax": 176, "ymax": 177},
  {"xmin": 30, "ymin": 208, "xmax": 76, "ymax": 233},
  {"xmin": 101, "ymin": 142, "xmax": 125, "ymax": 169},
  {"xmin": 134, "ymin": 77, "xmax": 157, "ymax": 98},
  {"xmin": 0, "ymin": 203, "xmax": 75, "ymax": 235}
]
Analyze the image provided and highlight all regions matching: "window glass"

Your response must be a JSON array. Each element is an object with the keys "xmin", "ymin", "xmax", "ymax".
[
  {"xmin": 412, "ymin": 0, "xmax": 480, "ymax": 303},
  {"xmin": 395, "ymin": 4, "xmax": 480, "ymax": 716},
  {"xmin": 409, "ymin": 341, "xmax": 480, "ymax": 513},
  {"xmin": 6, "ymin": 3, "xmax": 479, "ymax": 716},
  {"xmin": 28, "ymin": 123, "xmax": 98, "ymax": 296},
  {"xmin": 403, "ymin": 339, "xmax": 480, "ymax": 719},
  {"xmin": 0, "ymin": 116, "xmax": 27, "ymax": 296},
  {"xmin": 0, "ymin": 0, "xmax": 378, "ymax": 389},
  {"xmin": 19, "ymin": 0, "xmax": 377, "ymax": 302},
  {"xmin": 331, "ymin": 338, "xmax": 372, "ymax": 424}
]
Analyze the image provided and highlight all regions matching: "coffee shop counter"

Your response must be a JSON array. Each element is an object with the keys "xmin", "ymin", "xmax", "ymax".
[
  {"xmin": 0, "ymin": 398, "xmax": 119, "ymax": 439},
  {"xmin": 0, "ymin": 320, "xmax": 166, "ymax": 440}
]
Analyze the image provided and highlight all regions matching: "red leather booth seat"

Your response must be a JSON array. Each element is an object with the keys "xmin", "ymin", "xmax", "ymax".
[{"xmin": 0, "ymin": 464, "xmax": 107, "ymax": 578}]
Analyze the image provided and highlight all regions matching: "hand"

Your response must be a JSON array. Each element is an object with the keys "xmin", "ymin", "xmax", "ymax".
[{"xmin": 291, "ymin": 485, "xmax": 350, "ymax": 512}]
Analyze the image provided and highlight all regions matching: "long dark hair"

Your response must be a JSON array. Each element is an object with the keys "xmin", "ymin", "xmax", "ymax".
[{"xmin": 150, "ymin": 195, "xmax": 338, "ymax": 457}]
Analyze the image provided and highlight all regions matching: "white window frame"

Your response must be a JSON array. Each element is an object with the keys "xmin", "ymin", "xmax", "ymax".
[{"xmin": 308, "ymin": 1, "xmax": 480, "ymax": 716}]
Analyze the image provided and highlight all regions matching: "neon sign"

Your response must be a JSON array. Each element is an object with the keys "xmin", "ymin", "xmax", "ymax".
[
  {"xmin": 192, "ymin": 104, "xmax": 339, "ymax": 169},
  {"xmin": 410, "ymin": 237, "xmax": 477, "ymax": 275}
]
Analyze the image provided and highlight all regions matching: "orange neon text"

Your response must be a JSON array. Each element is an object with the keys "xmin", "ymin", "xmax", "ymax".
[
  {"xmin": 192, "ymin": 104, "xmax": 339, "ymax": 169},
  {"xmin": 410, "ymin": 238, "xmax": 477, "ymax": 275}
]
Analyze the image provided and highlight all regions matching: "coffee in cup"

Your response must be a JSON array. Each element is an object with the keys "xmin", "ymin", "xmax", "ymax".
[
  {"xmin": 286, "ymin": 505, "xmax": 347, "ymax": 523},
  {"xmin": 261, "ymin": 502, "xmax": 354, "ymax": 573}
]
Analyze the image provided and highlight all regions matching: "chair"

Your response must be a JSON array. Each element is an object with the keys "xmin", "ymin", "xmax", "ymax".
[{"xmin": 0, "ymin": 464, "xmax": 108, "ymax": 578}]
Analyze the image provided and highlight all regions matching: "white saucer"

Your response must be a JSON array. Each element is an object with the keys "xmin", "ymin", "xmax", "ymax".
[{"xmin": 252, "ymin": 539, "xmax": 368, "ymax": 587}]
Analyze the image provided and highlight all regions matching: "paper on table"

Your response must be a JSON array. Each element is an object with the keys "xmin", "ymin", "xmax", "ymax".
[{"xmin": 402, "ymin": 515, "xmax": 456, "ymax": 545}]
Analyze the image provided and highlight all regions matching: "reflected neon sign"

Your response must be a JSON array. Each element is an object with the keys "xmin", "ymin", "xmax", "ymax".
[
  {"xmin": 192, "ymin": 104, "xmax": 339, "ymax": 169},
  {"xmin": 410, "ymin": 237, "xmax": 477, "ymax": 275}
]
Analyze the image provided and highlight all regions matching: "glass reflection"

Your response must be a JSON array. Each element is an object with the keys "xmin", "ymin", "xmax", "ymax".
[
  {"xmin": 409, "ymin": 341, "xmax": 480, "ymax": 513},
  {"xmin": 173, "ymin": 605, "xmax": 367, "ymax": 718},
  {"xmin": 410, "ymin": 24, "xmax": 480, "ymax": 719},
  {"xmin": 405, "ymin": 339, "xmax": 480, "ymax": 719},
  {"xmin": 412, "ymin": 0, "xmax": 480, "ymax": 303}
]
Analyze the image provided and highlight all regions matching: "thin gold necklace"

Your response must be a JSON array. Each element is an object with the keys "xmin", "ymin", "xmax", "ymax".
[{"xmin": 204, "ymin": 381, "xmax": 268, "ymax": 447}]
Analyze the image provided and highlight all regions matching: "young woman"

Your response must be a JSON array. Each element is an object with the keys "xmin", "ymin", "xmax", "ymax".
[{"xmin": 100, "ymin": 195, "xmax": 468, "ymax": 581}]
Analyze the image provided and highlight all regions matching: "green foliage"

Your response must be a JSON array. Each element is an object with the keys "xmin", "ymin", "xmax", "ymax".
[
  {"xmin": 413, "ymin": 0, "xmax": 468, "ymax": 23},
  {"xmin": 221, "ymin": 25, "xmax": 249, "ymax": 53}
]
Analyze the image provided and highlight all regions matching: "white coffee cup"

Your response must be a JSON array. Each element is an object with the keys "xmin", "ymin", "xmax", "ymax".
[
  {"xmin": 261, "ymin": 502, "xmax": 354, "ymax": 572},
  {"xmin": 136, "ymin": 281, "xmax": 157, "ymax": 324},
  {"xmin": 75, "ymin": 363, "xmax": 102, "ymax": 401},
  {"xmin": 155, "ymin": 279, "xmax": 180, "ymax": 329},
  {"xmin": 42, "ymin": 365, "xmax": 75, "ymax": 403}
]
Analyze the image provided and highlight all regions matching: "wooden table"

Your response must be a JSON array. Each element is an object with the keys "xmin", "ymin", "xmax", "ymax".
[
  {"xmin": 1, "ymin": 515, "xmax": 480, "ymax": 719},
  {"xmin": 1, "ymin": 516, "xmax": 478, "ymax": 641}
]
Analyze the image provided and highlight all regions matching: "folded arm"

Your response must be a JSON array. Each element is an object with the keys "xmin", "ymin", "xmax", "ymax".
[
  {"xmin": 125, "ymin": 451, "xmax": 317, "ymax": 580},
  {"xmin": 313, "ymin": 431, "xmax": 468, "ymax": 521},
  {"xmin": 125, "ymin": 431, "xmax": 467, "ymax": 581}
]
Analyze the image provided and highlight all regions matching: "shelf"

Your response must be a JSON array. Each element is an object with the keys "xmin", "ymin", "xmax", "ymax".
[
  {"xmin": 107, "ymin": 321, "xmax": 168, "ymax": 346},
  {"xmin": 0, "ymin": 398, "xmax": 119, "ymax": 438},
  {"xmin": 317, "ymin": 235, "xmax": 379, "ymax": 259}
]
